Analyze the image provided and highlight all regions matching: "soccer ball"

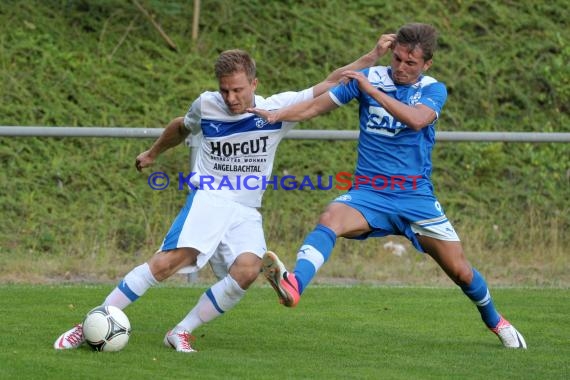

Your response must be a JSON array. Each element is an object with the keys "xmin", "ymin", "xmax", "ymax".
[{"xmin": 82, "ymin": 305, "xmax": 131, "ymax": 352}]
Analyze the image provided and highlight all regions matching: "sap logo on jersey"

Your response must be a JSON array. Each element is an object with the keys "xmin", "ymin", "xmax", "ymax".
[
  {"xmin": 210, "ymin": 136, "xmax": 269, "ymax": 157},
  {"xmin": 365, "ymin": 106, "xmax": 405, "ymax": 136}
]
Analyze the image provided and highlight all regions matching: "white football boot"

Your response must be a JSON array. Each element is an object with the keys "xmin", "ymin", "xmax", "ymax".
[
  {"xmin": 491, "ymin": 316, "xmax": 527, "ymax": 349},
  {"xmin": 54, "ymin": 324, "xmax": 85, "ymax": 350},
  {"xmin": 164, "ymin": 328, "xmax": 197, "ymax": 353}
]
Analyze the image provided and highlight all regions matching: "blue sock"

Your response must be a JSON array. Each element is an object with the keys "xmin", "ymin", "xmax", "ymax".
[
  {"xmin": 293, "ymin": 224, "xmax": 336, "ymax": 294},
  {"xmin": 460, "ymin": 268, "xmax": 501, "ymax": 328}
]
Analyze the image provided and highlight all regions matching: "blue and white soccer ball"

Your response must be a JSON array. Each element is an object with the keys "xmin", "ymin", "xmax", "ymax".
[{"xmin": 82, "ymin": 305, "xmax": 131, "ymax": 352}]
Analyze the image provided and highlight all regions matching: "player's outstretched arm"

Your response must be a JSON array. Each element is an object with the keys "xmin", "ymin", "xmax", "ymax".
[
  {"xmin": 312, "ymin": 33, "xmax": 396, "ymax": 97},
  {"xmin": 135, "ymin": 116, "xmax": 189, "ymax": 171},
  {"xmin": 247, "ymin": 91, "xmax": 337, "ymax": 124}
]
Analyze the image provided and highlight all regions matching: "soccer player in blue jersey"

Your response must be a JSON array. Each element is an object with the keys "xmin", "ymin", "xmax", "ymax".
[
  {"xmin": 53, "ymin": 41, "xmax": 393, "ymax": 353},
  {"xmin": 248, "ymin": 23, "xmax": 527, "ymax": 349}
]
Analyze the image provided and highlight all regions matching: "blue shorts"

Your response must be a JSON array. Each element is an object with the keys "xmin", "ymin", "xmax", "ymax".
[{"xmin": 333, "ymin": 188, "xmax": 460, "ymax": 252}]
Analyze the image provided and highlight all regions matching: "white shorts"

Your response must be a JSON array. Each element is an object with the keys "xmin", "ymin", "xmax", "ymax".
[
  {"xmin": 410, "ymin": 215, "xmax": 460, "ymax": 241},
  {"xmin": 159, "ymin": 190, "xmax": 266, "ymax": 277}
]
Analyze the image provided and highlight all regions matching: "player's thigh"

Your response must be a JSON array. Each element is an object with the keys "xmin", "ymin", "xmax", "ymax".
[
  {"xmin": 148, "ymin": 247, "xmax": 200, "ymax": 281},
  {"xmin": 319, "ymin": 202, "xmax": 370, "ymax": 237}
]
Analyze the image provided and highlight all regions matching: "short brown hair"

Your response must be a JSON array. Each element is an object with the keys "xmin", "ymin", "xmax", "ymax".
[
  {"xmin": 396, "ymin": 23, "xmax": 438, "ymax": 61},
  {"xmin": 214, "ymin": 49, "xmax": 256, "ymax": 82}
]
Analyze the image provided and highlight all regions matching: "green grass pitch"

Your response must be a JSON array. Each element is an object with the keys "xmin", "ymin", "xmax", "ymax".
[{"xmin": 0, "ymin": 285, "xmax": 568, "ymax": 379}]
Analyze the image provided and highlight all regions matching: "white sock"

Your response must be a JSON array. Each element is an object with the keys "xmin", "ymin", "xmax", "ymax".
[
  {"xmin": 176, "ymin": 275, "xmax": 245, "ymax": 332},
  {"xmin": 103, "ymin": 263, "xmax": 158, "ymax": 309}
]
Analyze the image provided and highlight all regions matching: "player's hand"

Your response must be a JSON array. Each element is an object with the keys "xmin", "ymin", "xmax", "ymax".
[
  {"xmin": 135, "ymin": 150, "xmax": 155, "ymax": 172},
  {"xmin": 246, "ymin": 107, "xmax": 279, "ymax": 124},
  {"xmin": 342, "ymin": 70, "xmax": 376, "ymax": 94},
  {"xmin": 374, "ymin": 33, "xmax": 397, "ymax": 58}
]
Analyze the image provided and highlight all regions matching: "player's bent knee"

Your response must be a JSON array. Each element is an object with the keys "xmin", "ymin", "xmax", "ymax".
[
  {"xmin": 317, "ymin": 211, "xmax": 342, "ymax": 233},
  {"xmin": 447, "ymin": 264, "xmax": 473, "ymax": 286},
  {"xmin": 239, "ymin": 271, "xmax": 259, "ymax": 289},
  {"xmin": 229, "ymin": 258, "xmax": 262, "ymax": 289},
  {"xmin": 455, "ymin": 266, "xmax": 474, "ymax": 286},
  {"xmin": 226, "ymin": 272, "xmax": 257, "ymax": 290}
]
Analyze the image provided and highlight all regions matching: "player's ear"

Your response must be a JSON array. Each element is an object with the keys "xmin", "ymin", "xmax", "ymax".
[
  {"xmin": 251, "ymin": 77, "xmax": 258, "ymax": 91},
  {"xmin": 423, "ymin": 59, "xmax": 433, "ymax": 72}
]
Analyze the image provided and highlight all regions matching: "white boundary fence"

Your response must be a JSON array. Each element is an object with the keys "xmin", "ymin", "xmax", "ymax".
[{"xmin": 1, "ymin": 126, "xmax": 570, "ymax": 142}]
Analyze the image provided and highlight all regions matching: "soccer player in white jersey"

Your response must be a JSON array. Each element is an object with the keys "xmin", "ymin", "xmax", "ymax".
[
  {"xmin": 248, "ymin": 23, "xmax": 527, "ymax": 349},
  {"xmin": 53, "ymin": 41, "xmax": 394, "ymax": 352}
]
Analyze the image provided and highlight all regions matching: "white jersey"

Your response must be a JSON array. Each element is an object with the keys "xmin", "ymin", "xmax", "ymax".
[{"xmin": 183, "ymin": 88, "xmax": 313, "ymax": 207}]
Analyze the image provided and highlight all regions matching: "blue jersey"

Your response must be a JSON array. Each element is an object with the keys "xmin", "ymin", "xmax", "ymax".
[{"xmin": 329, "ymin": 66, "xmax": 447, "ymax": 194}]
